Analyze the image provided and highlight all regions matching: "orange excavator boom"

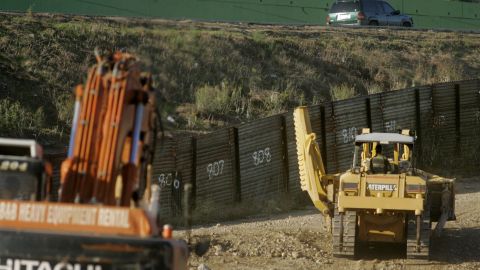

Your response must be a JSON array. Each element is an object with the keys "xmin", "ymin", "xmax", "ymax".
[{"xmin": 60, "ymin": 52, "xmax": 155, "ymax": 207}]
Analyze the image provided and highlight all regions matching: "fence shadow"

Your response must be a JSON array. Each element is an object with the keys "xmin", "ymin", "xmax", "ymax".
[
  {"xmin": 183, "ymin": 205, "xmax": 321, "ymax": 230},
  {"xmin": 430, "ymin": 227, "xmax": 480, "ymax": 263},
  {"xmin": 453, "ymin": 177, "xmax": 480, "ymax": 195}
]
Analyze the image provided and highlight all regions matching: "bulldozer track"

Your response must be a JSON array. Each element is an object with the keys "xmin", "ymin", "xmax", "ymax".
[
  {"xmin": 332, "ymin": 207, "xmax": 357, "ymax": 258},
  {"xmin": 406, "ymin": 206, "xmax": 431, "ymax": 260}
]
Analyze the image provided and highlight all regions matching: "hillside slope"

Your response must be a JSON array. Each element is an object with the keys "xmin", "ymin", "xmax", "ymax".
[{"xmin": 1, "ymin": 14, "xmax": 480, "ymax": 143}]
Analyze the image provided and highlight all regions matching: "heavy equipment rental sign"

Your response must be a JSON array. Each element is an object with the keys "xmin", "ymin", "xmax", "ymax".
[{"xmin": 0, "ymin": 200, "xmax": 152, "ymax": 236}]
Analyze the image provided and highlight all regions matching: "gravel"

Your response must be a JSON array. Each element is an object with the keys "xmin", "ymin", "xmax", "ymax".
[{"xmin": 178, "ymin": 177, "xmax": 480, "ymax": 270}]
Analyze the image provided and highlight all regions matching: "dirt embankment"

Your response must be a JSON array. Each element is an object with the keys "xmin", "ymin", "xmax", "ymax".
[
  {"xmin": 178, "ymin": 177, "xmax": 480, "ymax": 270},
  {"xmin": 3, "ymin": 14, "xmax": 480, "ymax": 140}
]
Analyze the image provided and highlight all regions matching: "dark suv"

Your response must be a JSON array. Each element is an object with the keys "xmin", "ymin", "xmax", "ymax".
[{"xmin": 327, "ymin": 0, "xmax": 413, "ymax": 27}]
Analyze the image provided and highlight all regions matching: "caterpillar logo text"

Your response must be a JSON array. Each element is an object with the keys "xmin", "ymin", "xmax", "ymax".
[
  {"xmin": 367, "ymin": 184, "xmax": 397, "ymax": 191},
  {"xmin": 0, "ymin": 259, "xmax": 101, "ymax": 270}
]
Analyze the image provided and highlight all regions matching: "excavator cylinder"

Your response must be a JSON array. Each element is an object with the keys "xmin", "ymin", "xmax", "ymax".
[
  {"xmin": 130, "ymin": 103, "xmax": 145, "ymax": 163},
  {"xmin": 68, "ymin": 86, "xmax": 83, "ymax": 158}
]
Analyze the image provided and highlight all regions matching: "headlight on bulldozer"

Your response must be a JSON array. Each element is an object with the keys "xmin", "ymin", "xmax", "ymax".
[
  {"xmin": 342, "ymin": 182, "xmax": 358, "ymax": 192},
  {"xmin": 406, "ymin": 184, "xmax": 426, "ymax": 193}
]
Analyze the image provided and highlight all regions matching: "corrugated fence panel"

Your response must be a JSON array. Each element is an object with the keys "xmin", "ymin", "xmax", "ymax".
[
  {"xmin": 308, "ymin": 105, "xmax": 326, "ymax": 169},
  {"xmin": 431, "ymin": 82, "xmax": 458, "ymax": 168},
  {"xmin": 369, "ymin": 89, "xmax": 417, "ymax": 158},
  {"xmin": 238, "ymin": 115, "xmax": 287, "ymax": 202},
  {"xmin": 458, "ymin": 79, "xmax": 480, "ymax": 170},
  {"xmin": 371, "ymin": 89, "xmax": 417, "ymax": 132},
  {"xmin": 369, "ymin": 92, "xmax": 387, "ymax": 133},
  {"xmin": 285, "ymin": 111, "xmax": 301, "ymax": 196},
  {"xmin": 416, "ymin": 85, "xmax": 434, "ymax": 168},
  {"xmin": 325, "ymin": 97, "xmax": 369, "ymax": 173},
  {"xmin": 171, "ymin": 135, "xmax": 195, "ymax": 215},
  {"xmin": 324, "ymin": 102, "xmax": 336, "ymax": 174},
  {"xmin": 195, "ymin": 127, "xmax": 238, "ymax": 207},
  {"xmin": 176, "ymin": 136, "xmax": 194, "ymax": 185},
  {"xmin": 152, "ymin": 136, "xmax": 177, "ymax": 218}
]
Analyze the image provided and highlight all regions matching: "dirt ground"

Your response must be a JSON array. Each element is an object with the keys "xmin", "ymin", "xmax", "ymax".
[{"xmin": 178, "ymin": 177, "xmax": 480, "ymax": 270}]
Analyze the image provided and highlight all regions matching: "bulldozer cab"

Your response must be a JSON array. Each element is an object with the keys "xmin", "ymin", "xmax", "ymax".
[
  {"xmin": 0, "ymin": 138, "xmax": 51, "ymax": 201},
  {"xmin": 352, "ymin": 129, "xmax": 415, "ymax": 175}
]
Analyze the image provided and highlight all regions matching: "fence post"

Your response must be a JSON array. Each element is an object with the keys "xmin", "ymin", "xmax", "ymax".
[
  {"xmin": 366, "ymin": 97, "xmax": 372, "ymax": 131},
  {"xmin": 320, "ymin": 105, "xmax": 328, "ymax": 173},
  {"xmin": 281, "ymin": 115, "xmax": 290, "ymax": 193},
  {"xmin": 191, "ymin": 136, "xmax": 197, "ymax": 211},
  {"xmin": 414, "ymin": 88, "xmax": 422, "ymax": 164},
  {"xmin": 231, "ymin": 127, "xmax": 241, "ymax": 203},
  {"xmin": 454, "ymin": 84, "xmax": 461, "ymax": 157}
]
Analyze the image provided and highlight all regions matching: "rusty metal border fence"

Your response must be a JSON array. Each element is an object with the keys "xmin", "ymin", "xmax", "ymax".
[
  {"xmin": 151, "ymin": 79, "xmax": 479, "ymax": 219},
  {"xmin": 48, "ymin": 79, "xmax": 480, "ymax": 220},
  {"xmin": 148, "ymin": 80, "xmax": 480, "ymax": 220}
]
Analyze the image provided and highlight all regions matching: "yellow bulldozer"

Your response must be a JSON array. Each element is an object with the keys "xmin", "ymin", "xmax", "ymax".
[{"xmin": 294, "ymin": 106, "xmax": 455, "ymax": 259}]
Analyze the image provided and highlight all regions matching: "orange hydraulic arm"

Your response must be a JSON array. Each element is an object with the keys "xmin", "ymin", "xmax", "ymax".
[{"xmin": 60, "ymin": 51, "xmax": 156, "ymax": 206}]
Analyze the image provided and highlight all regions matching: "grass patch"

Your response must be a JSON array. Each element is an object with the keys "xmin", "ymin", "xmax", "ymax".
[
  {"xmin": 1, "ymin": 14, "xmax": 480, "ymax": 139},
  {"xmin": 195, "ymin": 84, "xmax": 234, "ymax": 116},
  {"xmin": 330, "ymin": 84, "xmax": 357, "ymax": 101}
]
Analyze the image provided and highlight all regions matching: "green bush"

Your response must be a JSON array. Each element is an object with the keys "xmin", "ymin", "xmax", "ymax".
[
  {"xmin": 258, "ymin": 88, "xmax": 302, "ymax": 116},
  {"xmin": 195, "ymin": 84, "xmax": 232, "ymax": 115},
  {"xmin": 330, "ymin": 84, "xmax": 357, "ymax": 101},
  {"xmin": 0, "ymin": 99, "xmax": 35, "ymax": 136},
  {"xmin": 367, "ymin": 84, "xmax": 384, "ymax": 95}
]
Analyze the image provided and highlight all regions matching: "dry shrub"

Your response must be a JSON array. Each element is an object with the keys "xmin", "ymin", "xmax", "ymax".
[
  {"xmin": 195, "ymin": 84, "xmax": 231, "ymax": 115},
  {"xmin": 431, "ymin": 55, "xmax": 464, "ymax": 82},
  {"xmin": 0, "ymin": 99, "xmax": 31, "ymax": 134},
  {"xmin": 367, "ymin": 84, "xmax": 384, "ymax": 95},
  {"xmin": 330, "ymin": 84, "xmax": 357, "ymax": 101}
]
